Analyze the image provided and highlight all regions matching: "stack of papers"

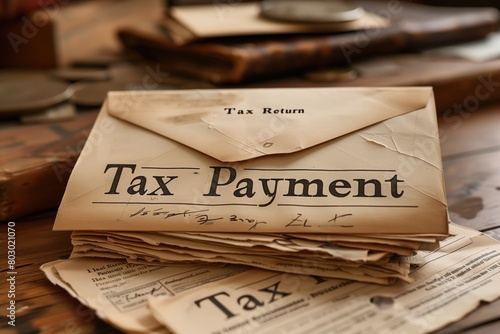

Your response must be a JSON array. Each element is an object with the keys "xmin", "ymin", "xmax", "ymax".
[
  {"xmin": 69, "ymin": 230, "xmax": 439, "ymax": 285},
  {"xmin": 42, "ymin": 224, "xmax": 500, "ymax": 334},
  {"xmin": 163, "ymin": 2, "xmax": 387, "ymax": 45},
  {"xmin": 52, "ymin": 87, "xmax": 449, "ymax": 285}
]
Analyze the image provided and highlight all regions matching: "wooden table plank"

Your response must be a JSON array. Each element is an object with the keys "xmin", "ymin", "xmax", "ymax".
[
  {"xmin": 431, "ymin": 94, "xmax": 500, "ymax": 334},
  {"xmin": 0, "ymin": 212, "xmax": 116, "ymax": 333},
  {"xmin": 439, "ymin": 103, "xmax": 500, "ymax": 232},
  {"xmin": 439, "ymin": 103, "xmax": 500, "ymax": 159},
  {"xmin": 486, "ymin": 228, "xmax": 500, "ymax": 240},
  {"xmin": 435, "ymin": 298, "xmax": 500, "ymax": 334}
]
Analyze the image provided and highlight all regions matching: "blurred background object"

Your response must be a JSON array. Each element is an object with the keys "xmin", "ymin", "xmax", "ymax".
[
  {"xmin": 0, "ymin": 0, "xmax": 61, "ymax": 68},
  {"xmin": 119, "ymin": 0, "xmax": 500, "ymax": 84},
  {"xmin": 414, "ymin": 0, "xmax": 500, "ymax": 9},
  {"xmin": 0, "ymin": 0, "xmax": 166, "ymax": 69}
]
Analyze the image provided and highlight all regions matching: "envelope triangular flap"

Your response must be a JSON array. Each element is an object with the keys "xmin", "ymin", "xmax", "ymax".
[{"xmin": 107, "ymin": 87, "xmax": 432, "ymax": 162}]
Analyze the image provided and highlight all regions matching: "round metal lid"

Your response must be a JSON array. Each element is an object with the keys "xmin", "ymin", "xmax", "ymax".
[
  {"xmin": 0, "ymin": 77, "xmax": 71, "ymax": 116},
  {"xmin": 260, "ymin": 0, "xmax": 365, "ymax": 23}
]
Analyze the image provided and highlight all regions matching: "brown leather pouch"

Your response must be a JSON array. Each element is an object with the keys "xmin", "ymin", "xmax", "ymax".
[{"xmin": 117, "ymin": 1, "xmax": 500, "ymax": 84}]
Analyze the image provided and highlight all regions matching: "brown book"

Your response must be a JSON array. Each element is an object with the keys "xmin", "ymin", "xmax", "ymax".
[
  {"xmin": 0, "ymin": 111, "xmax": 97, "ymax": 221},
  {"xmin": 117, "ymin": 1, "xmax": 500, "ymax": 84}
]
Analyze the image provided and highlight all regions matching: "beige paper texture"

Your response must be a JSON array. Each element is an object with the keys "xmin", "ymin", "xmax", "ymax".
[
  {"xmin": 41, "ymin": 225, "xmax": 500, "ymax": 334},
  {"xmin": 41, "ymin": 258, "xmax": 249, "ymax": 333},
  {"xmin": 148, "ymin": 225, "xmax": 500, "ymax": 334},
  {"xmin": 53, "ymin": 87, "xmax": 447, "ymax": 234},
  {"xmin": 167, "ymin": 3, "xmax": 388, "ymax": 44}
]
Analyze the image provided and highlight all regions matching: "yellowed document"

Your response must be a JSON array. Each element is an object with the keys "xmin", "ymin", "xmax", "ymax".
[
  {"xmin": 68, "ymin": 229, "xmax": 417, "ymax": 284},
  {"xmin": 166, "ymin": 3, "xmax": 388, "ymax": 44},
  {"xmin": 148, "ymin": 224, "xmax": 500, "ymax": 334},
  {"xmin": 53, "ymin": 87, "xmax": 448, "ymax": 236},
  {"xmin": 41, "ymin": 225, "xmax": 500, "ymax": 334},
  {"xmin": 41, "ymin": 258, "xmax": 249, "ymax": 333}
]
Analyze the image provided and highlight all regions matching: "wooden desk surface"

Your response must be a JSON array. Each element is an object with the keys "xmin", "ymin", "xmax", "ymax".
[{"xmin": 0, "ymin": 100, "xmax": 499, "ymax": 333}]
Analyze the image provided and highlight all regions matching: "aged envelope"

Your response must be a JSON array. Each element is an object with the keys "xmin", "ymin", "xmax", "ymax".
[
  {"xmin": 165, "ymin": 2, "xmax": 388, "ymax": 45},
  {"xmin": 53, "ymin": 87, "xmax": 448, "ymax": 235}
]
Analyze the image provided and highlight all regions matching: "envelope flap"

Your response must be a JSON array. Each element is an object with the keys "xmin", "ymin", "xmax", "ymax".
[{"xmin": 107, "ymin": 87, "xmax": 432, "ymax": 162}]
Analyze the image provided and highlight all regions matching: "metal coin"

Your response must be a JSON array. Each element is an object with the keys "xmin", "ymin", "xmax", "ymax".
[
  {"xmin": 260, "ymin": 0, "xmax": 365, "ymax": 23},
  {"xmin": 0, "ymin": 77, "xmax": 71, "ymax": 117},
  {"xmin": 51, "ymin": 67, "xmax": 110, "ymax": 82}
]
